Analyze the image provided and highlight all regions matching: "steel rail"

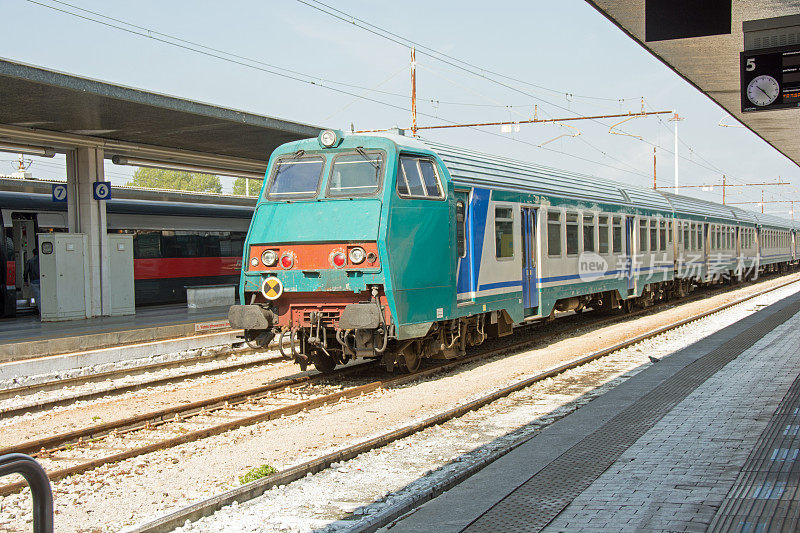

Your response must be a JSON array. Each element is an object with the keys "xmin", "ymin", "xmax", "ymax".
[{"xmin": 127, "ymin": 274, "xmax": 800, "ymax": 533}]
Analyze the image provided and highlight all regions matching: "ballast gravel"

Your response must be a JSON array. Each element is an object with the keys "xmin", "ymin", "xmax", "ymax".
[{"xmin": 1, "ymin": 275, "xmax": 798, "ymax": 532}]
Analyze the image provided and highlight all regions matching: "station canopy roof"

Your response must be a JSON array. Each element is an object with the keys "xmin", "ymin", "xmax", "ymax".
[
  {"xmin": 585, "ymin": 1, "xmax": 800, "ymax": 169},
  {"xmin": 0, "ymin": 57, "xmax": 322, "ymax": 172}
]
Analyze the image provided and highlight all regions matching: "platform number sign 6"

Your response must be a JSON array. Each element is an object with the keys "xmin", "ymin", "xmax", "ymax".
[{"xmin": 93, "ymin": 181, "xmax": 112, "ymax": 201}]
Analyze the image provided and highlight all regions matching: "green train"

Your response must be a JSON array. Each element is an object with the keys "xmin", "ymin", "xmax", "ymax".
[{"xmin": 229, "ymin": 129, "xmax": 799, "ymax": 372}]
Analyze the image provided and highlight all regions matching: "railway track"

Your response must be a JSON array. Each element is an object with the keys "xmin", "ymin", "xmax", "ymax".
[
  {"xmin": 128, "ymin": 274, "xmax": 800, "ymax": 533},
  {"xmin": 0, "ymin": 346, "xmax": 290, "ymax": 419},
  {"xmin": 1, "ymin": 273, "xmax": 796, "ymax": 499},
  {"xmin": 0, "ymin": 273, "xmax": 762, "ymax": 419}
]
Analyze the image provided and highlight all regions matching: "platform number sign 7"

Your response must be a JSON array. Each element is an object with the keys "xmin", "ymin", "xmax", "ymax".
[
  {"xmin": 93, "ymin": 181, "xmax": 112, "ymax": 201},
  {"xmin": 51, "ymin": 184, "xmax": 67, "ymax": 202}
]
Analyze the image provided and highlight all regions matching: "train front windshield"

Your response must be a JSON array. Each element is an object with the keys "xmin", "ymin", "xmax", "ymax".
[
  {"xmin": 266, "ymin": 156, "xmax": 325, "ymax": 200},
  {"xmin": 327, "ymin": 151, "xmax": 383, "ymax": 197},
  {"xmin": 265, "ymin": 151, "xmax": 385, "ymax": 201}
]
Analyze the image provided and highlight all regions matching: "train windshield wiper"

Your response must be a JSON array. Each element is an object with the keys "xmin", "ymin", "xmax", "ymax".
[{"xmin": 355, "ymin": 146, "xmax": 379, "ymax": 174}]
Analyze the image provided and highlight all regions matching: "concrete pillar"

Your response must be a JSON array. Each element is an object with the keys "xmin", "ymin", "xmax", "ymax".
[{"xmin": 65, "ymin": 147, "xmax": 110, "ymax": 317}]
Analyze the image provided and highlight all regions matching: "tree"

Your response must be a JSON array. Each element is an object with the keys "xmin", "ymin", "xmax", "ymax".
[
  {"xmin": 126, "ymin": 167, "xmax": 222, "ymax": 193},
  {"xmin": 233, "ymin": 177, "xmax": 264, "ymax": 196}
]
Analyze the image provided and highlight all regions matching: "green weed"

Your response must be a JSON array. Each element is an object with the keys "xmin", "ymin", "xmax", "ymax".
[{"xmin": 239, "ymin": 464, "xmax": 277, "ymax": 484}]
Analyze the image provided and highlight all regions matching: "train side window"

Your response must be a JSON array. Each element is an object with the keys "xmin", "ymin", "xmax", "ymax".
[
  {"xmin": 133, "ymin": 231, "xmax": 161, "ymax": 259},
  {"xmin": 650, "ymin": 221, "xmax": 658, "ymax": 252},
  {"xmin": 548, "ymin": 211, "xmax": 562, "ymax": 257},
  {"xmin": 690, "ymin": 224, "xmax": 697, "ymax": 250},
  {"xmin": 397, "ymin": 156, "xmax": 444, "ymax": 200},
  {"xmin": 494, "ymin": 206, "xmax": 514, "ymax": 259},
  {"xmin": 697, "ymin": 226, "xmax": 703, "ymax": 250},
  {"xmin": 598, "ymin": 216, "xmax": 609, "ymax": 254},
  {"xmin": 456, "ymin": 200, "xmax": 466, "ymax": 258},
  {"xmin": 583, "ymin": 214, "xmax": 595, "ymax": 253},
  {"xmin": 683, "ymin": 223, "xmax": 689, "ymax": 251},
  {"xmin": 566, "ymin": 212, "xmax": 579, "ymax": 255},
  {"xmin": 639, "ymin": 219, "xmax": 648, "ymax": 253},
  {"xmin": 612, "ymin": 217, "xmax": 622, "ymax": 254}
]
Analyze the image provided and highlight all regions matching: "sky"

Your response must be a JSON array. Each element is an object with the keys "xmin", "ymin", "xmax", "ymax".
[{"xmin": 2, "ymin": 0, "xmax": 799, "ymax": 215}]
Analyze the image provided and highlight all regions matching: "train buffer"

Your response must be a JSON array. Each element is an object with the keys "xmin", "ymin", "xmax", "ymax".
[{"xmin": 390, "ymin": 290, "xmax": 800, "ymax": 532}]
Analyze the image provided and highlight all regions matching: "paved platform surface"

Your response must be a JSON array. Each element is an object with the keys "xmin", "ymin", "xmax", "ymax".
[
  {"xmin": 389, "ymin": 291, "xmax": 800, "ymax": 533},
  {"xmin": 0, "ymin": 304, "xmax": 231, "ymax": 362}
]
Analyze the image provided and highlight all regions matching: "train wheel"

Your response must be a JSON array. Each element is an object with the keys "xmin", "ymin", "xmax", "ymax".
[
  {"xmin": 401, "ymin": 341, "xmax": 423, "ymax": 372},
  {"xmin": 312, "ymin": 352, "xmax": 337, "ymax": 374}
]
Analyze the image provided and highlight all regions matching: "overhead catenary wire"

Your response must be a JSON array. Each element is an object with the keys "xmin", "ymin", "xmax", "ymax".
[
  {"xmin": 297, "ymin": 0, "xmax": 642, "ymax": 104},
  {"xmin": 24, "ymin": 0, "xmax": 790, "ymax": 198},
  {"xmin": 23, "ymin": 0, "xmax": 658, "ymax": 181}
]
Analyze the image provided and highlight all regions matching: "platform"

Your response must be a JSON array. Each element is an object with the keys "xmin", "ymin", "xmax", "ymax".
[
  {"xmin": 389, "ymin": 291, "xmax": 800, "ymax": 532},
  {"xmin": 0, "ymin": 304, "xmax": 233, "ymax": 363}
]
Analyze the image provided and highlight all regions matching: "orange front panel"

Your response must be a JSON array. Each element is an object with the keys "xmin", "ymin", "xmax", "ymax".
[{"xmin": 248, "ymin": 242, "xmax": 380, "ymax": 271}]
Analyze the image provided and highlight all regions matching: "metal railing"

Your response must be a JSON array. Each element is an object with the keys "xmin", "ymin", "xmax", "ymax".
[{"xmin": 0, "ymin": 454, "xmax": 53, "ymax": 533}]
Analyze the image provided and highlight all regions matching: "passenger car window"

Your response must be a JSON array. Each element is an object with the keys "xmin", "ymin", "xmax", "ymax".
[
  {"xmin": 566, "ymin": 212, "xmax": 579, "ymax": 255},
  {"xmin": 548, "ymin": 211, "xmax": 562, "ymax": 256},
  {"xmin": 612, "ymin": 217, "xmax": 622, "ymax": 254},
  {"xmin": 598, "ymin": 216, "xmax": 609, "ymax": 254},
  {"xmin": 495, "ymin": 207, "xmax": 514, "ymax": 259},
  {"xmin": 327, "ymin": 152, "xmax": 383, "ymax": 197},
  {"xmin": 583, "ymin": 215, "xmax": 595, "ymax": 253},
  {"xmin": 660, "ymin": 221, "xmax": 667, "ymax": 251},
  {"xmin": 639, "ymin": 219, "xmax": 648, "ymax": 253},
  {"xmin": 650, "ymin": 221, "xmax": 657, "ymax": 252},
  {"xmin": 266, "ymin": 156, "xmax": 325, "ymax": 200},
  {"xmin": 456, "ymin": 200, "xmax": 466, "ymax": 258},
  {"xmin": 397, "ymin": 155, "xmax": 444, "ymax": 199}
]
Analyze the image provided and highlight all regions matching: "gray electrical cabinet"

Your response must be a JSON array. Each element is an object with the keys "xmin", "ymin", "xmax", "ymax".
[
  {"xmin": 107, "ymin": 234, "xmax": 135, "ymax": 316},
  {"xmin": 38, "ymin": 233, "xmax": 90, "ymax": 321}
]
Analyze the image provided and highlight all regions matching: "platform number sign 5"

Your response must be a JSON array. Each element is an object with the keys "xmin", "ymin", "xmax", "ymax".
[
  {"xmin": 741, "ymin": 45, "xmax": 800, "ymax": 112},
  {"xmin": 93, "ymin": 181, "xmax": 112, "ymax": 201}
]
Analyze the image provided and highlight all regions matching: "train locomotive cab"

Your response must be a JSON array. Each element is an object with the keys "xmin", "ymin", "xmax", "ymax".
[{"xmin": 230, "ymin": 129, "xmax": 455, "ymax": 373}]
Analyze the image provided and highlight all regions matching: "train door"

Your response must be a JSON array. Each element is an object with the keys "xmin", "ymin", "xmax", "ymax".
[
  {"xmin": 12, "ymin": 216, "xmax": 36, "ymax": 305},
  {"xmin": 625, "ymin": 216, "xmax": 635, "ymax": 293},
  {"xmin": 521, "ymin": 207, "xmax": 538, "ymax": 309},
  {"xmin": 455, "ymin": 191, "xmax": 474, "ymax": 305}
]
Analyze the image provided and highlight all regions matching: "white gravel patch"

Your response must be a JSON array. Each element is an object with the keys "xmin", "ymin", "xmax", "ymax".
[{"xmin": 167, "ymin": 281, "xmax": 800, "ymax": 533}]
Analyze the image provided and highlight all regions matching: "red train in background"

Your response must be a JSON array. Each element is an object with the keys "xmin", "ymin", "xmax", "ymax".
[{"xmin": 0, "ymin": 181, "xmax": 254, "ymax": 316}]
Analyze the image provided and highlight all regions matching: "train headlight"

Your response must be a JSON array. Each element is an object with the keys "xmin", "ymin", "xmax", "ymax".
[
  {"xmin": 348, "ymin": 247, "xmax": 366, "ymax": 264},
  {"xmin": 250, "ymin": 257, "xmax": 259, "ymax": 268},
  {"xmin": 318, "ymin": 129, "xmax": 342, "ymax": 148},
  {"xmin": 261, "ymin": 249, "xmax": 278, "ymax": 267}
]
